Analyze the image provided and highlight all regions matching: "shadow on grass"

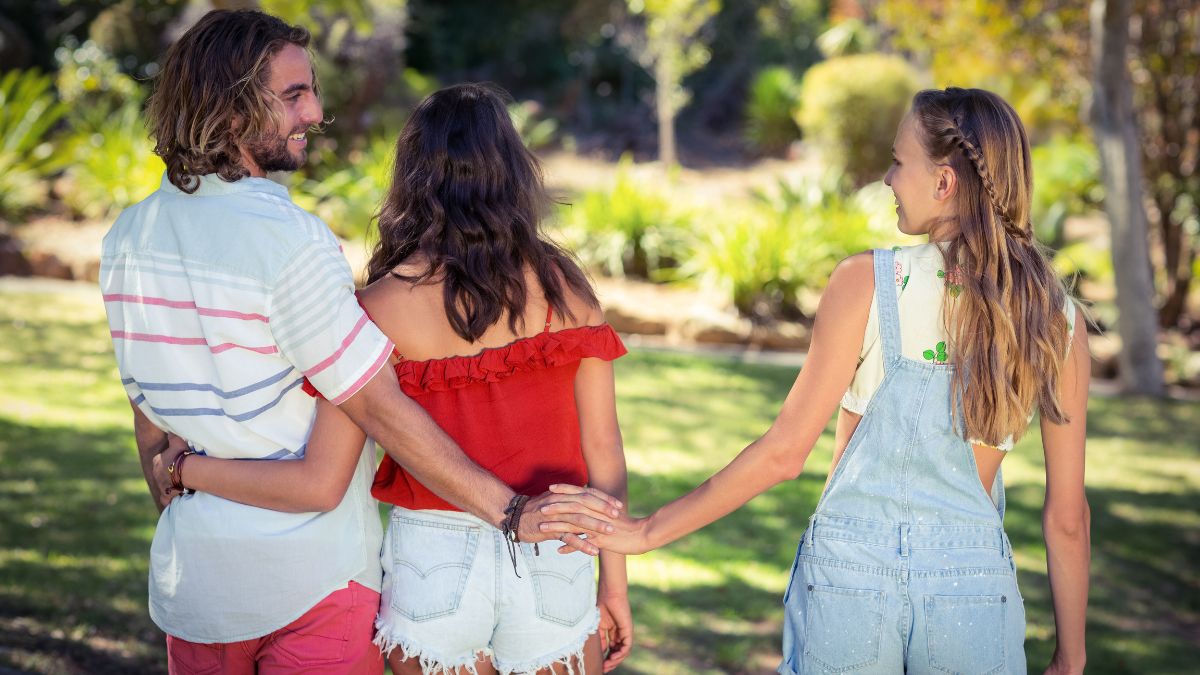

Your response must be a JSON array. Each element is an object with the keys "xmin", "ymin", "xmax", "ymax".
[{"xmin": 0, "ymin": 417, "xmax": 166, "ymax": 675}]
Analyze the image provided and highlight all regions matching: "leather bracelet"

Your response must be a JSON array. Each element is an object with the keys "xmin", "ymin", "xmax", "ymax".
[
  {"xmin": 168, "ymin": 449, "xmax": 197, "ymax": 496},
  {"xmin": 500, "ymin": 494, "xmax": 537, "ymax": 577}
]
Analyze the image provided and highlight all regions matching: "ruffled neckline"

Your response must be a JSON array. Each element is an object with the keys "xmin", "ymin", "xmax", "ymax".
[{"xmin": 394, "ymin": 324, "xmax": 626, "ymax": 394}]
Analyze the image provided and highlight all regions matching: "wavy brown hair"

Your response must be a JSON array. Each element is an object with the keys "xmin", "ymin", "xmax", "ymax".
[
  {"xmin": 911, "ymin": 88, "xmax": 1071, "ymax": 446},
  {"xmin": 366, "ymin": 83, "xmax": 597, "ymax": 341},
  {"xmin": 145, "ymin": 10, "xmax": 318, "ymax": 193}
]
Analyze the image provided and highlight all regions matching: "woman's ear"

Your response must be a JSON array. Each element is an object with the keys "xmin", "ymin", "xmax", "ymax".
[{"xmin": 933, "ymin": 165, "xmax": 958, "ymax": 202}]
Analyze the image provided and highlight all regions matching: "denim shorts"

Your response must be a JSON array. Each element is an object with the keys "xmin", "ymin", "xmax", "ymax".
[{"xmin": 374, "ymin": 507, "xmax": 599, "ymax": 675}]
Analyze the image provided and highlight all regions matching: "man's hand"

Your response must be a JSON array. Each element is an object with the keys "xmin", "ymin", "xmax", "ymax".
[
  {"xmin": 517, "ymin": 485, "xmax": 623, "ymax": 555},
  {"xmin": 149, "ymin": 434, "xmax": 190, "ymax": 509},
  {"xmin": 542, "ymin": 483, "xmax": 652, "ymax": 555},
  {"xmin": 597, "ymin": 588, "xmax": 634, "ymax": 672}
]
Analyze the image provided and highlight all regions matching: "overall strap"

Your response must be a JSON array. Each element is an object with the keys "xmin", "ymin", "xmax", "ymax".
[{"xmin": 872, "ymin": 248, "xmax": 903, "ymax": 366}]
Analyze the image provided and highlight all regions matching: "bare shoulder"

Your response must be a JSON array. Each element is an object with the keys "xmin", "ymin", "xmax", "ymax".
[
  {"xmin": 358, "ymin": 273, "xmax": 420, "ymax": 314},
  {"xmin": 826, "ymin": 251, "xmax": 876, "ymax": 295},
  {"xmin": 561, "ymin": 283, "xmax": 604, "ymax": 327},
  {"xmin": 357, "ymin": 270, "xmax": 441, "ymax": 344}
]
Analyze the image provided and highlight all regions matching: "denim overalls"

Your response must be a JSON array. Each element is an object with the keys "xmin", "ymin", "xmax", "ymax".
[{"xmin": 779, "ymin": 249, "xmax": 1026, "ymax": 674}]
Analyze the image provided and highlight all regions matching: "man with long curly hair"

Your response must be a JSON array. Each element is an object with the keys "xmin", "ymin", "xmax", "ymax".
[{"xmin": 99, "ymin": 9, "xmax": 621, "ymax": 673}]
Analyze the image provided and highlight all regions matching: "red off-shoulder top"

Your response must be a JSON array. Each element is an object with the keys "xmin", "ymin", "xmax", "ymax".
[{"xmin": 304, "ymin": 305, "xmax": 626, "ymax": 511}]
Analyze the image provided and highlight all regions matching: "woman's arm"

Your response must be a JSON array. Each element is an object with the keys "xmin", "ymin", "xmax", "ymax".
[
  {"xmin": 1039, "ymin": 305, "xmax": 1091, "ymax": 675},
  {"xmin": 579, "ymin": 252, "xmax": 875, "ymax": 554},
  {"xmin": 573, "ymin": 355, "xmax": 633, "ymax": 671},
  {"xmin": 157, "ymin": 398, "xmax": 368, "ymax": 513}
]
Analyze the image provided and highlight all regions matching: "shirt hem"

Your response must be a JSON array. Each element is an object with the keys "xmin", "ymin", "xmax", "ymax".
[{"xmin": 150, "ymin": 569, "xmax": 374, "ymax": 644}]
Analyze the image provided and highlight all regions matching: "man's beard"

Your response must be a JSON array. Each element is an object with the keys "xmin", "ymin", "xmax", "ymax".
[{"xmin": 244, "ymin": 128, "xmax": 306, "ymax": 173}]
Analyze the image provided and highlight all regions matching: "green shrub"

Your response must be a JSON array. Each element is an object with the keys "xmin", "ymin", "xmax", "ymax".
[
  {"xmin": 555, "ymin": 158, "xmax": 690, "ymax": 279},
  {"xmin": 508, "ymin": 100, "xmax": 559, "ymax": 152},
  {"xmin": 292, "ymin": 134, "xmax": 396, "ymax": 239},
  {"xmin": 55, "ymin": 38, "xmax": 141, "ymax": 112},
  {"xmin": 795, "ymin": 53, "xmax": 920, "ymax": 185},
  {"xmin": 744, "ymin": 66, "xmax": 801, "ymax": 156},
  {"xmin": 687, "ymin": 173, "xmax": 900, "ymax": 319},
  {"xmin": 54, "ymin": 40, "xmax": 162, "ymax": 220},
  {"xmin": 0, "ymin": 69, "xmax": 66, "ymax": 220},
  {"xmin": 1031, "ymin": 136, "xmax": 1103, "ymax": 247},
  {"xmin": 61, "ymin": 101, "xmax": 163, "ymax": 221},
  {"xmin": 685, "ymin": 204, "xmax": 803, "ymax": 319}
]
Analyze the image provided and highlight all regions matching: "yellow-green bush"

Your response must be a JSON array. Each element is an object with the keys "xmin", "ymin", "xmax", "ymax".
[
  {"xmin": 61, "ymin": 102, "xmax": 164, "ymax": 220},
  {"xmin": 555, "ymin": 158, "xmax": 691, "ymax": 279},
  {"xmin": 292, "ymin": 134, "xmax": 396, "ymax": 240},
  {"xmin": 1031, "ymin": 136, "xmax": 1103, "ymax": 247},
  {"xmin": 795, "ymin": 53, "xmax": 920, "ymax": 185},
  {"xmin": 687, "ymin": 174, "xmax": 901, "ymax": 319},
  {"xmin": 0, "ymin": 70, "xmax": 66, "ymax": 220}
]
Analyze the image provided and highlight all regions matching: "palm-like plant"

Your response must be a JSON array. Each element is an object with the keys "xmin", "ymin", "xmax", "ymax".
[{"xmin": 0, "ymin": 70, "xmax": 66, "ymax": 220}]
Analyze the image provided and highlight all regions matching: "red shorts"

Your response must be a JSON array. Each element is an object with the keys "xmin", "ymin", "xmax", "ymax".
[{"xmin": 166, "ymin": 582, "xmax": 383, "ymax": 675}]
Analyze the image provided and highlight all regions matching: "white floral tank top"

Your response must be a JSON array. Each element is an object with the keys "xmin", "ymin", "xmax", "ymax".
[{"xmin": 841, "ymin": 242, "xmax": 1075, "ymax": 451}]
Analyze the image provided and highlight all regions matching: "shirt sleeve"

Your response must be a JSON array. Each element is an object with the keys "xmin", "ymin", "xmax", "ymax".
[{"xmin": 269, "ymin": 239, "xmax": 394, "ymax": 405}]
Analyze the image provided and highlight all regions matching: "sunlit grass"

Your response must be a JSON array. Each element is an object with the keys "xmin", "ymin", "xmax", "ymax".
[{"xmin": 1, "ymin": 285, "xmax": 1197, "ymax": 674}]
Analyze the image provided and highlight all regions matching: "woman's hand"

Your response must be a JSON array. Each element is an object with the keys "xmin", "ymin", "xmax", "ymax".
[
  {"xmin": 517, "ymin": 485, "xmax": 624, "ymax": 555},
  {"xmin": 149, "ymin": 433, "xmax": 190, "ymax": 508},
  {"xmin": 1042, "ymin": 647, "xmax": 1085, "ymax": 675},
  {"xmin": 597, "ymin": 586, "xmax": 633, "ymax": 671},
  {"xmin": 544, "ymin": 484, "xmax": 652, "ymax": 555}
]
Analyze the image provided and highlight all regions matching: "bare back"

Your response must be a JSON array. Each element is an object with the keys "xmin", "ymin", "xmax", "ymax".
[{"xmin": 357, "ymin": 261, "xmax": 603, "ymax": 362}]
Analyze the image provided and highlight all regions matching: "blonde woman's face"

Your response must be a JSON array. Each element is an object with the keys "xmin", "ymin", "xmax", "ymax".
[{"xmin": 884, "ymin": 113, "xmax": 955, "ymax": 238}]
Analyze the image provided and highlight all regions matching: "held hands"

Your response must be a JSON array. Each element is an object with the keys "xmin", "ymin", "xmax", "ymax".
[
  {"xmin": 545, "ymin": 484, "xmax": 654, "ymax": 555},
  {"xmin": 149, "ymin": 433, "xmax": 191, "ymax": 509},
  {"xmin": 516, "ymin": 485, "xmax": 624, "ymax": 556}
]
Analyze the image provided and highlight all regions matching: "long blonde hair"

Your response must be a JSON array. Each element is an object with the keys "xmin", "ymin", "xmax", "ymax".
[{"xmin": 911, "ymin": 88, "xmax": 1070, "ymax": 446}]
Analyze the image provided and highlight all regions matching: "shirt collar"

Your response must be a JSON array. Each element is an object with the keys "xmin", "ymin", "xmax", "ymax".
[{"xmin": 159, "ymin": 172, "xmax": 291, "ymax": 200}]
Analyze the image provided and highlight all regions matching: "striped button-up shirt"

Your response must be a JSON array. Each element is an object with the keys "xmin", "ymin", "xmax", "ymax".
[{"xmin": 101, "ymin": 173, "xmax": 390, "ymax": 642}]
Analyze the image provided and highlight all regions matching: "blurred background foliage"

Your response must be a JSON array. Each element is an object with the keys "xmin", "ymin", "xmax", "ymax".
[{"xmin": 0, "ymin": 0, "xmax": 1195, "ymax": 351}]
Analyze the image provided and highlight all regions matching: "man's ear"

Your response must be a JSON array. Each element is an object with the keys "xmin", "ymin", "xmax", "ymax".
[{"xmin": 934, "ymin": 165, "xmax": 958, "ymax": 202}]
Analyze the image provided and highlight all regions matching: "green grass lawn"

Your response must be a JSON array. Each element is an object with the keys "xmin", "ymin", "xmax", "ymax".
[{"xmin": 0, "ymin": 284, "xmax": 1197, "ymax": 674}]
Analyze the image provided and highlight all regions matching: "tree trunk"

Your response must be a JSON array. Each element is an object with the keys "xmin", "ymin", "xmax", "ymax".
[
  {"xmin": 655, "ymin": 55, "xmax": 677, "ymax": 167},
  {"xmin": 1090, "ymin": 0, "xmax": 1165, "ymax": 395}
]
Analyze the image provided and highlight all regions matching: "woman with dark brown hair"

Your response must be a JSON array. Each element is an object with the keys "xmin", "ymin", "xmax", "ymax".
[
  {"xmin": 355, "ymin": 82, "xmax": 633, "ymax": 675},
  {"xmin": 586, "ymin": 87, "xmax": 1091, "ymax": 674}
]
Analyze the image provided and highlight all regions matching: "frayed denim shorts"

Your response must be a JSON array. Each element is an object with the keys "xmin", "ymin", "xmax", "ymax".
[{"xmin": 374, "ymin": 506, "xmax": 599, "ymax": 675}]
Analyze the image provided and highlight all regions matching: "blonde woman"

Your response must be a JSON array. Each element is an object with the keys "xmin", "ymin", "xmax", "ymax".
[{"xmin": 580, "ymin": 87, "xmax": 1090, "ymax": 674}]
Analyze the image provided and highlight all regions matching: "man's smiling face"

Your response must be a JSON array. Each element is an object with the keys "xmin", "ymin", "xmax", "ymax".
[{"xmin": 240, "ymin": 43, "xmax": 323, "ymax": 175}]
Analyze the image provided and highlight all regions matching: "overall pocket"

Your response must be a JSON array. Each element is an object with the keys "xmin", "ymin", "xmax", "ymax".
[
  {"xmin": 524, "ymin": 541, "xmax": 595, "ymax": 627},
  {"xmin": 388, "ymin": 516, "xmax": 479, "ymax": 621},
  {"xmin": 802, "ymin": 584, "xmax": 884, "ymax": 672},
  {"xmin": 924, "ymin": 594, "xmax": 1007, "ymax": 674}
]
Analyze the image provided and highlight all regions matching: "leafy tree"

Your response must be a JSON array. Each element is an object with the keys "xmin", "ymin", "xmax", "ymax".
[
  {"xmin": 620, "ymin": 0, "xmax": 720, "ymax": 166},
  {"xmin": 1131, "ymin": 0, "xmax": 1199, "ymax": 328},
  {"xmin": 877, "ymin": 0, "xmax": 1091, "ymax": 141}
]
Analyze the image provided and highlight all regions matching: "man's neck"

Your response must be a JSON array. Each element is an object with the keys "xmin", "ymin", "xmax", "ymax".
[{"xmin": 239, "ymin": 149, "xmax": 266, "ymax": 178}]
